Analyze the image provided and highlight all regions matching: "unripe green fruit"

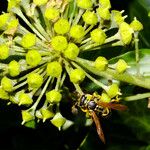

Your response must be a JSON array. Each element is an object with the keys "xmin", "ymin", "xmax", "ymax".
[
  {"xmin": 7, "ymin": 19, "xmax": 19, "ymax": 28},
  {"xmin": 106, "ymin": 83, "xmax": 120, "ymax": 98},
  {"xmin": 46, "ymin": 61, "xmax": 62, "ymax": 77},
  {"xmin": 40, "ymin": 108, "xmax": 55, "ymax": 122},
  {"xmin": 8, "ymin": 0, "xmax": 21, "ymax": 11},
  {"xmin": 54, "ymin": 18, "xmax": 70, "ymax": 35},
  {"xmin": 0, "ymin": 13, "xmax": 10, "ymax": 29},
  {"xmin": 18, "ymin": 93, "xmax": 33, "ymax": 106},
  {"xmin": 119, "ymin": 22, "xmax": 133, "ymax": 45},
  {"xmin": 21, "ymin": 110, "xmax": 34, "ymax": 124},
  {"xmin": 101, "ymin": 92, "xmax": 111, "ymax": 102},
  {"xmin": 70, "ymin": 25, "xmax": 85, "ymax": 39},
  {"xmin": 46, "ymin": 90, "xmax": 62, "ymax": 103},
  {"xmin": 77, "ymin": 0, "xmax": 93, "ymax": 9},
  {"xmin": 51, "ymin": 112, "xmax": 66, "ymax": 128},
  {"xmin": 70, "ymin": 69, "xmax": 85, "ymax": 84},
  {"xmin": 64, "ymin": 43, "xmax": 79, "ymax": 60},
  {"xmin": 0, "ymin": 88, "xmax": 9, "ymax": 100},
  {"xmin": 116, "ymin": 59, "xmax": 128, "ymax": 73},
  {"xmin": 112, "ymin": 10, "xmax": 124, "ymax": 25},
  {"xmin": 33, "ymin": 0, "xmax": 48, "ymax": 6},
  {"xmin": 21, "ymin": 33, "xmax": 36, "ymax": 48},
  {"xmin": 44, "ymin": 7, "xmax": 59, "ymax": 20},
  {"xmin": 82, "ymin": 11, "xmax": 98, "ymax": 25},
  {"xmin": 130, "ymin": 18, "xmax": 143, "ymax": 31},
  {"xmin": 94, "ymin": 56, "xmax": 108, "ymax": 71},
  {"xmin": 0, "ymin": 44, "xmax": 9, "ymax": 60},
  {"xmin": 26, "ymin": 50, "xmax": 41, "ymax": 67},
  {"xmin": 90, "ymin": 28, "xmax": 106, "ymax": 44},
  {"xmin": 27, "ymin": 73, "xmax": 43, "ymax": 89},
  {"xmin": 1, "ymin": 76, "xmax": 13, "ymax": 92},
  {"xmin": 99, "ymin": 0, "xmax": 111, "ymax": 9},
  {"xmin": 8, "ymin": 60, "xmax": 20, "ymax": 77},
  {"xmin": 51, "ymin": 36, "xmax": 68, "ymax": 52},
  {"xmin": 97, "ymin": 7, "xmax": 110, "ymax": 20},
  {"xmin": 5, "ymin": 19, "xmax": 19, "ymax": 35}
]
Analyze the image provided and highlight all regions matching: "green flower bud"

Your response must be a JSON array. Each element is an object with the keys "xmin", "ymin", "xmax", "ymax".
[
  {"xmin": 0, "ymin": 44, "xmax": 10, "ymax": 60},
  {"xmin": 94, "ymin": 56, "xmax": 108, "ymax": 71},
  {"xmin": 46, "ymin": 90, "xmax": 62, "ymax": 103},
  {"xmin": 116, "ymin": 59, "xmax": 128, "ymax": 73},
  {"xmin": 82, "ymin": 11, "xmax": 98, "ymax": 25},
  {"xmin": 46, "ymin": 61, "xmax": 62, "ymax": 77},
  {"xmin": 54, "ymin": 18, "xmax": 70, "ymax": 35},
  {"xmin": 8, "ymin": 0, "xmax": 21, "ymax": 11},
  {"xmin": 130, "ymin": 17, "xmax": 143, "ymax": 31},
  {"xmin": 70, "ymin": 69, "xmax": 85, "ymax": 84},
  {"xmin": 0, "ymin": 88, "xmax": 9, "ymax": 100},
  {"xmin": 106, "ymin": 83, "xmax": 120, "ymax": 98},
  {"xmin": 18, "ymin": 92, "xmax": 33, "ymax": 106},
  {"xmin": 21, "ymin": 33, "xmax": 36, "ymax": 48},
  {"xmin": 51, "ymin": 112, "xmax": 66, "ymax": 128},
  {"xmin": 51, "ymin": 36, "xmax": 68, "ymax": 52},
  {"xmin": 27, "ymin": 73, "xmax": 43, "ymax": 89},
  {"xmin": 97, "ymin": 7, "xmax": 110, "ymax": 20},
  {"xmin": 64, "ymin": 43, "xmax": 79, "ymax": 60},
  {"xmin": 112, "ymin": 10, "xmax": 124, "ymax": 25},
  {"xmin": 70, "ymin": 25, "xmax": 85, "ymax": 39},
  {"xmin": 5, "ymin": 19, "xmax": 19, "ymax": 35},
  {"xmin": 90, "ymin": 28, "xmax": 106, "ymax": 44},
  {"xmin": 77, "ymin": 0, "xmax": 93, "ymax": 9},
  {"xmin": 8, "ymin": 60, "xmax": 20, "ymax": 77},
  {"xmin": 44, "ymin": 7, "xmax": 59, "ymax": 20},
  {"xmin": 0, "ymin": 13, "xmax": 10, "ymax": 29},
  {"xmin": 1, "ymin": 76, "xmax": 13, "ymax": 92},
  {"xmin": 99, "ymin": 0, "xmax": 111, "ymax": 9},
  {"xmin": 21, "ymin": 110, "xmax": 34, "ymax": 125},
  {"xmin": 26, "ymin": 50, "xmax": 41, "ymax": 67},
  {"xmin": 40, "ymin": 107, "xmax": 55, "ymax": 122},
  {"xmin": 101, "ymin": 92, "xmax": 111, "ymax": 102},
  {"xmin": 33, "ymin": 0, "xmax": 48, "ymax": 6},
  {"xmin": 119, "ymin": 22, "xmax": 133, "ymax": 45}
]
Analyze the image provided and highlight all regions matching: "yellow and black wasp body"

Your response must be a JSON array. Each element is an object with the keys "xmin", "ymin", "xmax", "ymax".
[{"xmin": 73, "ymin": 92, "xmax": 127, "ymax": 143}]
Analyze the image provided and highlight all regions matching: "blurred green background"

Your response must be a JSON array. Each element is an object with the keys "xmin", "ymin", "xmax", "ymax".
[{"xmin": 0, "ymin": 0, "xmax": 150, "ymax": 150}]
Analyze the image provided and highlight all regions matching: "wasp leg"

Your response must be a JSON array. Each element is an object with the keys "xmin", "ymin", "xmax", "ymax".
[{"xmin": 102, "ymin": 108, "xmax": 110, "ymax": 117}]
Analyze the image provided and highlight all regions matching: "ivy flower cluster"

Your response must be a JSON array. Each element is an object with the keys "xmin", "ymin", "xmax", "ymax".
[{"xmin": 0, "ymin": 0, "xmax": 143, "ymax": 128}]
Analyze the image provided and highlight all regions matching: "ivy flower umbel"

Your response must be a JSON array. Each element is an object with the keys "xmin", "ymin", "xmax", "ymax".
[{"xmin": 0, "ymin": 0, "xmax": 142, "ymax": 128}]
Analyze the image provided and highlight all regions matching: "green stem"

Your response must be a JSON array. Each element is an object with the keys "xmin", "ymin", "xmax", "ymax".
[
  {"xmin": 75, "ymin": 57, "xmax": 150, "ymax": 89},
  {"xmin": 12, "ymin": 8, "xmax": 46, "ymax": 41},
  {"xmin": 55, "ymin": 75, "xmax": 61, "ymax": 91},
  {"xmin": 73, "ymin": 9, "xmax": 84, "ymax": 25},
  {"xmin": 64, "ymin": 59, "xmax": 83, "ymax": 94},
  {"xmin": 124, "ymin": 92, "xmax": 150, "ymax": 101},
  {"xmin": 69, "ymin": 0, "xmax": 77, "ymax": 24},
  {"xmin": 33, "ymin": 18, "xmax": 50, "ymax": 41},
  {"xmin": 134, "ymin": 32, "xmax": 140, "ymax": 76},
  {"xmin": 60, "ymin": 72, "xmax": 66, "ymax": 88},
  {"xmin": 80, "ymin": 40, "xmax": 123, "ymax": 51},
  {"xmin": 32, "ymin": 76, "xmax": 52, "ymax": 111}
]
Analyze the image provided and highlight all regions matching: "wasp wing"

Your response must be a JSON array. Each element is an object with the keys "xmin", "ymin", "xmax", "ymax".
[
  {"xmin": 91, "ymin": 111, "xmax": 105, "ymax": 143},
  {"xmin": 98, "ymin": 101, "xmax": 127, "ymax": 111}
]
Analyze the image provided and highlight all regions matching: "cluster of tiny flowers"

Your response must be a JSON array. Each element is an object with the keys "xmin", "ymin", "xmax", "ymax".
[{"xmin": 0, "ymin": 0, "xmax": 143, "ymax": 128}]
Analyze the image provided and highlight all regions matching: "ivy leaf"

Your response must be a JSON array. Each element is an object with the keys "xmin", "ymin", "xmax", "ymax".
[{"xmin": 110, "ymin": 49, "xmax": 150, "ymax": 77}]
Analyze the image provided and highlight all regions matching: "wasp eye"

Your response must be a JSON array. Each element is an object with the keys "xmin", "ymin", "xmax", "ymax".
[{"xmin": 88, "ymin": 101, "xmax": 96, "ymax": 110}]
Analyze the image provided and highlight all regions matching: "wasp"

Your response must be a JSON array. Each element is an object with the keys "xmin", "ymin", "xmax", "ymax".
[{"xmin": 72, "ymin": 92, "xmax": 127, "ymax": 143}]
